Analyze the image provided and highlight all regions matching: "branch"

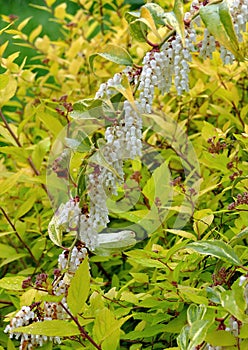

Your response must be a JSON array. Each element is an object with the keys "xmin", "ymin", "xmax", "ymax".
[
  {"xmin": 0, "ymin": 207, "xmax": 40, "ymax": 266},
  {"xmin": 0, "ymin": 108, "xmax": 48, "ymax": 194},
  {"xmin": 60, "ymin": 302, "xmax": 101, "ymax": 350}
]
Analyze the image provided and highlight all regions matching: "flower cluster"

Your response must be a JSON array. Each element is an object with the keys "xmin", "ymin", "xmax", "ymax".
[
  {"xmin": 123, "ymin": 100, "xmax": 142, "ymax": 159},
  {"xmin": 52, "ymin": 198, "xmax": 81, "ymax": 233},
  {"xmin": 138, "ymin": 28, "xmax": 196, "ymax": 113},
  {"xmin": 4, "ymin": 305, "xmax": 61, "ymax": 350},
  {"xmin": 200, "ymin": 0, "xmax": 248, "ymax": 64},
  {"xmin": 95, "ymin": 66, "xmax": 134, "ymax": 100},
  {"xmin": 228, "ymin": 191, "xmax": 248, "ymax": 210},
  {"xmin": 88, "ymin": 166, "xmax": 109, "ymax": 229},
  {"xmin": 95, "ymin": 72, "xmax": 122, "ymax": 99},
  {"xmin": 4, "ymin": 242, "xmax": 88, "ymax": 349},
  {"xmin": 228, "ymin": 0, "xmax": 248, "ymax": 41},
  {"xmin": 199, "ymin": 28, "xmax": 217, "ymax": 60}
]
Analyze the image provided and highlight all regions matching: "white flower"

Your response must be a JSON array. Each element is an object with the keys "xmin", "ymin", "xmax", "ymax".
[{"xmin": 199, "ymin": 29, "xmax": 217, "ymax": 59}]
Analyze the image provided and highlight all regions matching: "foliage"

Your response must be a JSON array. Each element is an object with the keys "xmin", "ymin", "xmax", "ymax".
[{"xmin": 0, "ymin": 0, "xmax": 248, "ymax": 350}]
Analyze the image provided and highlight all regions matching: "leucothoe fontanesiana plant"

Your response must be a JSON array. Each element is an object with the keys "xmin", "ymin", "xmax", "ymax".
[{"xmin": 1, "ymin": 0, "xmax": 248, "ymax": 349}]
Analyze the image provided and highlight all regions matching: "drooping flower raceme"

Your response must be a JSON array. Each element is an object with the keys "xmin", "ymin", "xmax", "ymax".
[
  {"xmin": 138, "ymin": 27, "xmax": 196, "ymax": 113},
  {"xmin": 200, "ymin": 0, "xmax": 248, "ymax": 64},
  {"xmin": 4, "ymin": 305, "xmax": 61, "ymax": 350},
  {"xmin": 4, "ymin": 243, "xmax": 88, "ymax": 350}
]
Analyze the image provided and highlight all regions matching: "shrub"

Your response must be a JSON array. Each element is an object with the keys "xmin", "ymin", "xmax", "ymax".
[{"xmin": 0, "ymin": 0, "xmax": 248, "ymax": 349}]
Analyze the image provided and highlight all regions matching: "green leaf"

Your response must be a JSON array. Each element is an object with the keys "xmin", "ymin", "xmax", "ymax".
[
  {"xmin": 121, "ymin": 324, "xmax": 169, "ymax": 341},
  {"xmin": 177, "ymin": 325, "xmax": 190, "ymax": 350},
  {"xmin": 199, "ymin": 2, "xmax": 242, "ymax": 59},
  {"xmin": 166, "ymin": 229, "xmax": 196, "ymax": 241},
  {"xmin": 0, "ymin": 76, "xmax": 17, "ymax": 106},
  {"xmin": 38, "ymin": 110, "xmax": 63, "ymax": 136},
  {"xmin": 130, "ymin": 272, "xmax": 149, "ymax": 284},
  {"xmin": 220, "ymin": 285, "xmax": 248, "ymax": 322},
  {"xmin": 189, "ymin": 320, "xmax": 210, "ymax": 348},
  {"xmin": 13, "ymin": 320, "xmax": 80, "ymax": 337},
  {"xmin": 129, "ymin": 19, "xmax": 147, "ymax": 42},
  {"xmin": 0, "ymin": 171, "xmax": 24, "ymax": 195},
  {"xmin": 93, "ymin": 307, "xmax": 121, "ymax": 350},
  {"xmin": 7, "ymin": 339, "xmax": 15, "ymax": 350},
  {"xmin": 239, "ymin": 324, "xmax": 248, "ymax": 338},
  {"xmin": 179, "ymin": 286, "xmax": 209, "ymax": 305},
  {"xmin": 206, "ymin": 286, "xmax": 221, "ymax": 304},
  {"xmin": 140, "ymin": 6, "xmax": 162, "ymax": 40},
  {"xmin": 32, "ymin": 138, "xmax": 50, "ymax": 170},
  {"xmin": 143, "ymin": 3, "xmax": 166, "ymax": 26},
  {"xmin": 96, "ymin": 230, "xmax": 136, "ymax": 256},
  {"xmin": 142, "ymin": 161, "xmax": 171, "ymax": 205},
  {"xmin": 161, "ymin": 12, "xmax": 182, "ymax": 40},
  {"xmin": 14, "ymin": 191, "xmax": 37, "ymax": 220},
  {"xmin": 193, "ymin": 209, "xmax": 214, "ymax": 237},
  {"xmin": 187, "ymin": 240, "xmax": 242, "ymax": 266},
  {"xmin": 205, "ymin": 330, "xmax": 237, "ymax": 346},
  {"xmin": 89, "ymin": 44, "xmax": 133, "ymax": 72},
  {"xmin": 0, "ymin": 253, "xmax": 28, "ymax": 268},
  {"xmin": 48, "ymin": 215, "xmax": 63, "ymax": 247},
  {"xmin": 163, "ymin": 309, "xmax": 187, "ymax": 333},
  {"xmin": 67, "ymin": 256, "xmax": 90, "ymax": 316},
  {"xmin": 0, "ymin": 244, "xmax": 16, "ymax": 258},
  {"xmin": 173, "ymin": 0, "xmax": 185, "ymax": 45},
  {"xmin": 219, "ymin": 0, "xmax": 239, "ymax": 49},
  {"xmin": 71, "ymin": 98, "xmax": 103, "ymax": 118},
  {"xmin": 0, "ymin": 276, "xmax": 25, "ymax": 290},
  {"xmin": 125, "ymin": 11, "xmax": 139, "ymax": 24},
  {"xmin": 0, "ymin": 74, "xmax": 9, "ymax": 90},
  {"xmin": 187, "ymin": 304, "xmax": 207, "ymax": 326},
  {"xmin": 230, "ymin": 226, "xmax": 248, "ymax": 246}
]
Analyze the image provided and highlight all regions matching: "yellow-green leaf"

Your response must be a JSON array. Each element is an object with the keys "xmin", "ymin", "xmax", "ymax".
[
  {"xmin": 15, "ymin": 191, "xmax": 37, "ymax": 220},
  {"xmin": 0, "ymin": 76, "xmax": 17, "ymax": 106},
  {"xmin": 206, "ymin": 330, "xmax": 237, "ymax": 346},
  {"xmin": 0, "ymin": 276, "xmax": 25, "ymax": 290},
  {"xmin": 54, "ymin": 3, "xmax": 67, "ymax": 19},
  {"xmin": 29, "ymin": 24, "xmax": 42, "ymax": 43},
  {"xmin": 0, "ymin": 74, "xmax": 9, "ymax": 90},
  {"xmin": 67, "ymin": 255, "xmax": 90, "ymax": 316},
  {"xmin": 140, "ymin": 7, "xmax": 162, "ymax": 40},
  {"xmin": 13, "ymin": 320, "xmax": 80, "ymax": 337},
  {"xmin": 89, "ymin": 44, "xmax": 133, "ymax": 72},
  {"xmin": 17, "ymin": 17, "xmax": 32, "ymax": 31},
  {"xmin": 199, "ymin": 2, "xmax": 242, "ymax": 59},
  {"xmin": 173, "ymin": 0, "xmax": 185, "ymax": 45},
  {"xmin": 0, "ymin": 171, "xmax": 24, "ymax": 195}
]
